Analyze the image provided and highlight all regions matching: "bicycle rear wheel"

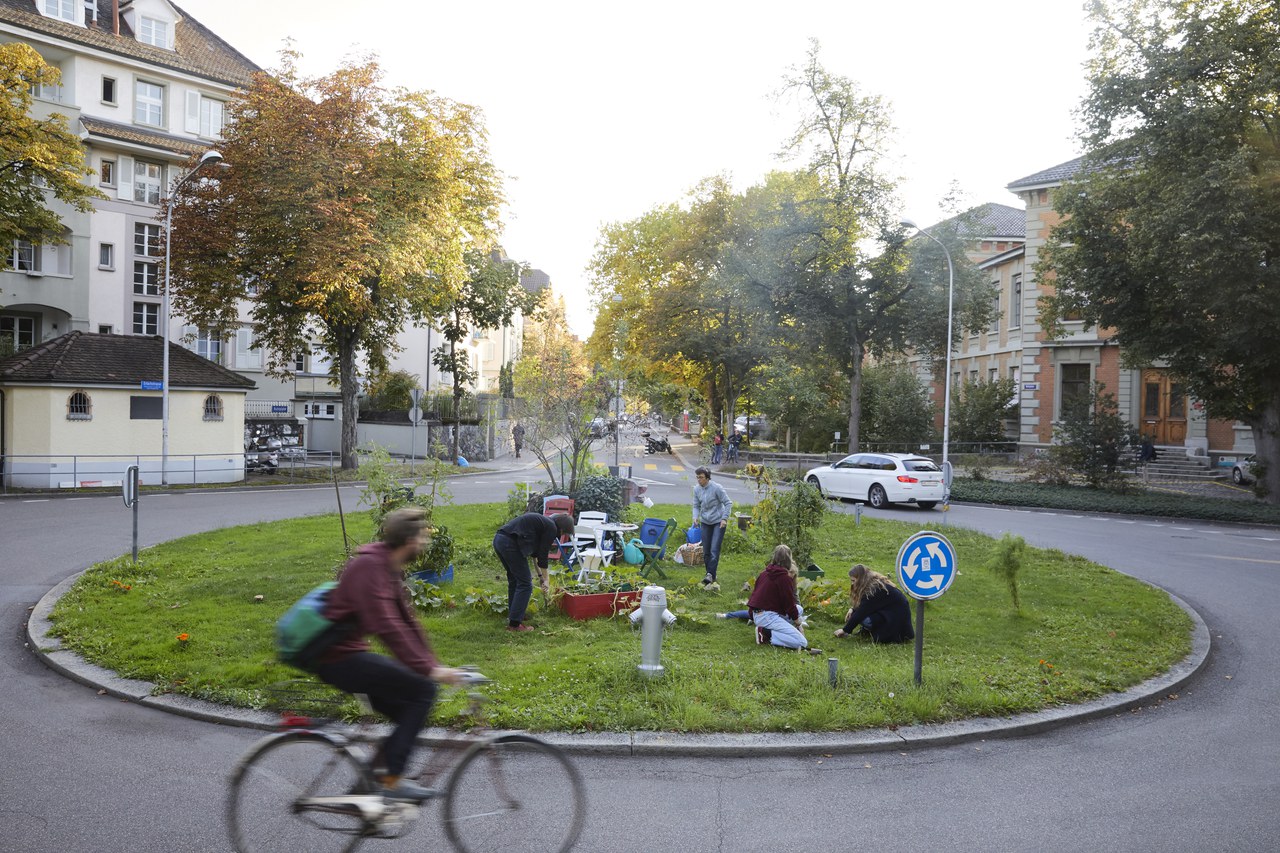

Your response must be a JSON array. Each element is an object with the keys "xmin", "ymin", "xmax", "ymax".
[
  {"xmin": 227, "ymin": 730, "xmax": 375, "ymax": 853},
  {"xmin": 442, "ymin": 734, "xmax": 585, "ymax": 853}
]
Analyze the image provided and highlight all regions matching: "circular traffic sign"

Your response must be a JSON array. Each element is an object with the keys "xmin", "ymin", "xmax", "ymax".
[{"xmin": 896, "ymin": 530, "xmax": 957, "ymax": 600}]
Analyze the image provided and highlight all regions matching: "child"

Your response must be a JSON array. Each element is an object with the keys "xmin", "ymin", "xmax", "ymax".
[{"xmin": 744, "ymin": 545, "xmax": 821, "ymax": 654}]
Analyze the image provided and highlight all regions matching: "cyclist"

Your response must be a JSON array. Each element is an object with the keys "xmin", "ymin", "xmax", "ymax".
[{"xmin": 315, "ymin": 507, "xmax": 465, "ymax": 803}]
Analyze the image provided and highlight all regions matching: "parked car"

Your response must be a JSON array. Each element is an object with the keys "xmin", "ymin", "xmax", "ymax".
[
  {"xmin": 1232, "ymin": 454, "xmax": 1257, "ymax": 485},
  {"xmin": 588, "ymin": 417, "xmax": 606, "ymax": 438},
  {"xmin": 804, "ymin": 452, "xmax": 944, "ymax": 509},
  {"xmin": 733, "ymin": 414, "xmax": 770, "ymax": 439}
]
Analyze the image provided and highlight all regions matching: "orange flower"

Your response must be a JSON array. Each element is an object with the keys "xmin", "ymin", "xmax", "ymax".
[{"xmin": 176, "ymin": 633, "xmax": 190, "ymax": 642}]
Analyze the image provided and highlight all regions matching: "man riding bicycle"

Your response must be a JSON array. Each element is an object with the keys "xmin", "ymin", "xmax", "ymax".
[{"xmin": 315, "ymin": 507, "xmax": 465, "ymax": 803}]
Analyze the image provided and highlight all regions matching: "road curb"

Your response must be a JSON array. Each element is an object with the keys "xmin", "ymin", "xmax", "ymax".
[{"xmin": 26, "ymin": 568, "xmax": 1211, "ymax": 757}]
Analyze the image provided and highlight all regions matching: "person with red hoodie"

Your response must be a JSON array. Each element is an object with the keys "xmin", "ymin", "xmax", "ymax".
[
  {"xmin": 316, "ymin": 507, "xmax": 464, "ymax": 803},
  {"xmin": 745, "ymin": 544, "xmax": 822, "ymax": 655}
]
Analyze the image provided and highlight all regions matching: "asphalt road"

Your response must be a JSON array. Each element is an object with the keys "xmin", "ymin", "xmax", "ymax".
[{"xmin": 3, "ymin": 438, "xmax": 1279, "ymax": 852}]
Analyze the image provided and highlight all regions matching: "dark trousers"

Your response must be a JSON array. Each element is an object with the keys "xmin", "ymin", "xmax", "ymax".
[
  {"xmin": 699, "ymin": 521, "xmax": 726, "ymax": 580},
  {"xmin": 493, "ymin": 532, "xmax": 533, "ymax": 625},
  {"xmin": 314, "ymin": 652, "xmax": 436, "ymax": 778}
]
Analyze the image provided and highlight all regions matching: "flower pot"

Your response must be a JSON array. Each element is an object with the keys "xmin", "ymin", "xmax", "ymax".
[
  {"xmin": 410, "ymin": 565, "xmax": 454, "ymax": 585},
  {"xmin": 558, "ymin": 589, "xmax": 642, "ymax": 620}
]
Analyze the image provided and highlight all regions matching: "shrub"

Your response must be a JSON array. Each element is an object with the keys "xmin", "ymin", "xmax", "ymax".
[
  {"xmin": 986, "ymin": 532, "xmax": 1026, "ymax": 612},
  {"xmin": 752, "ymin": 476, "xmax": 827, "ymax": 567}
]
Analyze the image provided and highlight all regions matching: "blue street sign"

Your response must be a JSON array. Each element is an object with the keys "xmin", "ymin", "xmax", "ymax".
[
  {"xmin": 140, "ymin": 381, "xmax": 162, "ymax": 390},
  {"xmin": 896, "ymin": 530, "xmax": 957, "ymax": 600},
  {"xmin": 271, "ymin": 405, "xmax": 288, "ymax": 413}
]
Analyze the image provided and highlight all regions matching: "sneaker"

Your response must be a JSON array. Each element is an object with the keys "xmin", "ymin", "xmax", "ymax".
[
  {"xmin": 715, "ymin": 613, "xmax": 729, "ymax": 619},
  {"xmin": 506, "ymin": 624, "xmax": 534, "ymax": 633},
  {"xmin": 702, "ymin": 573, "xmax": 715, "ymax": 586},
  {"xmin": 756, "ymin": 626, "xmax": 772, "ymax": 645},
  {"xmin": 381, "ymin": 779, "xmax": 438, "ymax": 803}
]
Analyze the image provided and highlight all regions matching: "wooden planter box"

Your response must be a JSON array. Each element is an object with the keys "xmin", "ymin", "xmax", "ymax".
[{"xmin": 558, "ymin": 589, "xmax": 642, "ymax": 620}]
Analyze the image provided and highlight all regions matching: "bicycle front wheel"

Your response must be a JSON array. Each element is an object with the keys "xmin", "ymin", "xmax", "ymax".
[
  {"xmin": 227, "ymin": 730, "xmax": 375, "ymax": 853},
  {"xmin": 442, "ymin": 734, "xmax": 585, "ymax": 853}
]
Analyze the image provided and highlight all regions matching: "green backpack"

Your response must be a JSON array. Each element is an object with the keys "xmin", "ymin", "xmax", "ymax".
[{"xmin": 276, "ymin": 581, "xmax": 350, "ymax": 670}]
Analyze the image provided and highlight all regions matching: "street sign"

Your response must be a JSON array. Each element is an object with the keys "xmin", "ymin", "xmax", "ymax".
[
  {"xmin": 408, "ymin": 406, "xmax": 423, "ymax": 424},
  {"xmin": 140, "ymin": 381, "xmax": 162, "ymax": 390},
  {"xmin": 896, "ymin": 530, "xmax": 957, "ymax": 601},
  {"xmin": 271, "ymin": 405, "xmax": 288, "ymax": 413}
]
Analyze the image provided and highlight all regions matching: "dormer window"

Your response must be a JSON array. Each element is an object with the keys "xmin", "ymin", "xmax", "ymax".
[
  {"xmin": 43, "ymin": 0, "xmax": 76, "ymax": 23},
  {"xmin": 138, "ymin": 17, "xmax": 171, "ymax": 49}
]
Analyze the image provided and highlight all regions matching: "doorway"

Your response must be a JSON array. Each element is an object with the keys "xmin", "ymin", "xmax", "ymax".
[{"xmin": 1140, "ymin": 370, "xmax": 1187, "ymax": 445}]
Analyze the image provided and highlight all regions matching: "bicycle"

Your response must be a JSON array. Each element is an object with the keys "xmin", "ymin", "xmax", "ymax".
[{"xmin": 226, "ymin": 673, "xmax": 586, "ymax": 853}]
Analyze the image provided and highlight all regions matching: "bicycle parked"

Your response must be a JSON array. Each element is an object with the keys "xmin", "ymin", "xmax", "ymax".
[{"xmin": 227, "ymin": 674, "xmax": 585, "ymax": 853}]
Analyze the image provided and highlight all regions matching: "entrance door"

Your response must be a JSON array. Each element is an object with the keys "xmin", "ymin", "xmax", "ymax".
[{"xmin": 1140, "ymin": 370, "xmax": 1187, "ymax": 445}]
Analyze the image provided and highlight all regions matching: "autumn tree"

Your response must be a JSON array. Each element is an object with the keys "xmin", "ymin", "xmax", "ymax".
[
  {"xmin": 1039, "ymin": 0, "xmax": 1280, "ymax": 502},
  {"xmin": 167, "ymin": 53, "xmax": 503, "ymax": 468},
  {"xmin": 1, "ymin": 43, "xmax": 102, "ymax": 254},
  {"xmin": 431, "ymin": 248, "xmax": 539, "ymax": 463}
]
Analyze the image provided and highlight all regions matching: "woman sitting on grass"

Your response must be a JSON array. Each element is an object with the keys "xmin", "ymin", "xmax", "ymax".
[
  {"xmin": 835, "ymin": 563, "xmax": 914, "ymax": 643},
  {"xmin": 745, "ymin": 545, "xmax": 821, "ymax": 655}
]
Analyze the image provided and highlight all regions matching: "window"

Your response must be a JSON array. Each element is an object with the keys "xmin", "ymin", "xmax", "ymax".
[
  {"xmin": 44, "ymin": 0, "xmax": 74, "ymax": 21},
  {"xmin": 133, "ymin": 302, "xmax": 159, "ymax": 335},
  {"xmin": 1009, "ymin": 274, "xmax": 1022, "ymax": 329},
  {"xmin": 1, "ymin": 315, "xmax": 37, "ymax": 350},
  {"xmin": 134, "ymin": 223, "xmax": 162, "ymax": 257},
  {"xmin": 1059, "ymin": 364, "xmax": 1091, "ymax": 414},
  {"xmin": 133, "ymin": 261, "xmax": 159, "ymax": 294},
  {"xmin": 138, "ymin": 17, "xmax": 170, "ymax": 48},
  {"xmin": 135, "ymin": 81, "xmax": 164, "ymax": 127},
  {"xmin": 203, "ymin": 395, "xmax": 224, "ymax": 421},
  {"xmin": 294, "ymin": 351, "xmax": 306, "ymax": 372},
  {"xmin": 133, "ymin": 160, "xmax": 162, "ymax": 205},
  {"xmin": 9, "ymin": 240, "xmax": 40, "ymax": 273},
  {"xmin": 67, "ymin": 391, "xmax": 92, "ymax": 420},
  {"xmin": 98, "ymin": 324, "xmax": 113, "ymax": 334},
  {"xmin": 196, "ymin": 329, "xmax": 222, "ymax": 363},
  {"xmin": 236, "ymin": 328, "xmax": 263, "ymax": 369},
  {"xmin": 29, "ymin": 76, "xmax": 62, "ymax": 102},
  {"xmin": 990, "ymin": 291, "xmax": 1000, "ymax": 333},
  {"xmin": 100, "ymin": 159, "xmax": 116, "ymax": 187},
  {"xmin": 989, "ymin": 368, "xmax": 998, "ymax": 383},
  {"xmin": 98, "ymin": 243, "xmax": 114, "ymax": 270},
  {"xmin": 186, "ymin": 93, "xmax": 225, "ymax": 138},
  {"xmin": 102, "ymin": 76, "xmax": 116, "ymax": 104}
]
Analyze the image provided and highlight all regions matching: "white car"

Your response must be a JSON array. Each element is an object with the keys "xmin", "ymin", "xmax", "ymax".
[{"xmin": 804, "ymin": 452, "xmax": 944, "ymax": 509}]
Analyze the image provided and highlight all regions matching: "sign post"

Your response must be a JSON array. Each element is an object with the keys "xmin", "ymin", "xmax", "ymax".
[
  {"xmin": 896, "ymin": 530, "xmax": 957, "ymax": 685},
  {"xmin": 122, "ymin": 465, "xmax": 140, "ymax": 562},
  {"xmin": 408, "ymin": 388, "xmax": 424, "ymax": 475}
]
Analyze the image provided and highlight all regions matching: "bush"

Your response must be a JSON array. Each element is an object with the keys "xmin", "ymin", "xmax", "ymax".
[
  {"xmin": 986, "ymin": 533, "xmax": 1026, "ymax": 613},
  {"xmin": 752, "ymin": 476, "xmax": 827, "ymax": 567}
]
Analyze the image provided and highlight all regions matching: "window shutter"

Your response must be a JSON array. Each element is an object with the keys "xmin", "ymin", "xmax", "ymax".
[
  {"xmin": 185, "ymin": 91, "xmax": 200, "ymax": 134},
  {"xmin": 117, "ymin": 155, "xmax": 133, "ymax": 200}
]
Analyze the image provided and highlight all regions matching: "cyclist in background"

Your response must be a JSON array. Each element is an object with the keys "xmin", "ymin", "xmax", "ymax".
[{"xmin": 316, "ymin": 507, "xmax": 465, "ymax": 802}]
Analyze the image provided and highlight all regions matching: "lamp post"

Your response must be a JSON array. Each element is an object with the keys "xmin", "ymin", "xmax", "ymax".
[
  {"xmin": 901, "ymin": 218, "xmax": 955, "ymax": 504},
  {"xmin": 162, "ymin": 149, "xmax": 223, "ymax": 485}
]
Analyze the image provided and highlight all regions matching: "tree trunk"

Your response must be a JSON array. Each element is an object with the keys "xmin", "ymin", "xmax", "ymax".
[
  {"xmin": 450, "ymin": 338, "xmax": 462, "ymax": 465},
  {"xmin": 338, "ymin": 331, "xmax": 359, "ymax": 470},
  {"xmin": 1249, "ymin": 393, "xmax": 1280, "ymax": 505},
  {"xmin": 846, "ymin": 340, "xmax": 865, "ymax": 454}
]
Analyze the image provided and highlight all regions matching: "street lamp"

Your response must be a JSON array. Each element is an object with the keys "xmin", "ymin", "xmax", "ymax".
[
  {"xmin": 901, "ymin": 217, "xmax": 955, "ymax": 504},
  {"xmin": 162, "ymin": 149, "xmax": 223, "ymax": 485}
]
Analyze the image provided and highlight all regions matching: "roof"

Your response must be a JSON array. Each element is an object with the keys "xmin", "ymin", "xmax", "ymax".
[
  {"xmin": 80, "ymin": 115, "xmax": 206, "ymax": 157},
  {"xmin": 1007, "ymin": 157, "xmax": 1085, "ymax": 191},
  {"xmin": 0, "ymin": 331, "xmax": 256, "ymax": 390},
  {"xmin": 0, "ymin": 1, "xmax": 260, "ymax": 88},
  {"xmin": 917, "ymin": 203, "xmax": 1026, "ymax": 241}
]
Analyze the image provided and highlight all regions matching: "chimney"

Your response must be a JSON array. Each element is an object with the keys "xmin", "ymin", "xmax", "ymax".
[{"xmin": 112, "ymin": 0, "xmax": 119, "ymax": 36}]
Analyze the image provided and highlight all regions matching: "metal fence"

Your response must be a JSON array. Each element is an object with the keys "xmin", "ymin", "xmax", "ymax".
[{"xmin": 0, "ymin": 450, "xmax": 340, "ymax": 494}]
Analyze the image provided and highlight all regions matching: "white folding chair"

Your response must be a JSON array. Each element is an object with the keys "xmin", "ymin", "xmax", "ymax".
[{"xmin": 570, "ymin": 524, "xmax": 611, "ymax": 583}]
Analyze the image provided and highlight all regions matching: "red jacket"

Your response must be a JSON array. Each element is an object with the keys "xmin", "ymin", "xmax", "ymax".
[
  {"xmin": 746, "ymin": 563, "xmax": 799, "ymax": 622},
  {"xmin": 321, "ymin": 542, "xmax": 438, "ymax": 677}
]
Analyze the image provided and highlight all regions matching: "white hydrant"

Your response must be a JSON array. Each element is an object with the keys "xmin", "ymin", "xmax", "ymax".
[{"xmin": 630, "ymin": 585, "xmax": 675, "ymax": 678}]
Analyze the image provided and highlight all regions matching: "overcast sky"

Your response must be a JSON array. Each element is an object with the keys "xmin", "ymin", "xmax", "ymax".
[{"xmin": 178, "ymin": 0, "xmax": 1095, "ymax": 337}]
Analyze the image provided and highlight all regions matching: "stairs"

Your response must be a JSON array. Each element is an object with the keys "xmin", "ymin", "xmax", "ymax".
[{"xmin": 1138, "ymin": 449, "xmax": 1222, "ymax": 481}]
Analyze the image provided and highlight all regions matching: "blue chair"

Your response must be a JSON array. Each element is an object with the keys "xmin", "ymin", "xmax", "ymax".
[{"xmin": 637, "ymin": 517, "xmax": 676, "ymax": 579}]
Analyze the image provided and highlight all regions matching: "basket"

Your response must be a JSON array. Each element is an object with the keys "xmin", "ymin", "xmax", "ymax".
[{"xmin": 676, "ymin": 543, "xmax": 704, "ymax": 566}]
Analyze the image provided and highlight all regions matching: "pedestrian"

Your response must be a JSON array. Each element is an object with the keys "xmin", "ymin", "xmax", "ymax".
[
  {"xmin": 492, "ymin": 511, "xmax": 575, "ymax": 631},
  {"xmin": 727, "ymin": 429, "xmax": 742, "ymax": 463},
  {"xmin": 692, "ymin": 466, "xmax": 732, "ymax": 589},
  {"xmin": 1138, "ymin": 435, "xmax": 1157, "ymax": 463},
  {"xmin": 313, "ymin": 507, "xmax": 466, "ymax": 802},
  {"xmin": 711, "ymin": 429, "xmax": 724, "ymax": 464},
  {"xmin": 834, "ymin": 563, "xmax": 915, "ymax": 643},
  {"xmin": 511, "ymin": 422, "xmax": 525, "ymax": 459},
  {"xmin": 746, "ymin": 544, "xmax": 821, "ymax": 654}
]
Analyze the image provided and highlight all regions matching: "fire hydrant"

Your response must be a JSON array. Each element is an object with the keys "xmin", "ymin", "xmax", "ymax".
[{"xmin": 629, "ymin": 585, "xmax": 675, "ymax": 678}]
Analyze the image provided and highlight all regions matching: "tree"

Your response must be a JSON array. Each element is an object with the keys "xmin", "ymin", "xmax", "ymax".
[
  {"xmin": 168, "ymin": 53, "xmax": 503, "ymax": 469},
  {"xmin": 1051, "ymin": 382, "xmax": 1139, "ymax": 490},
  {"xmin": 431, "ymin": 249, "xmax": 538, "ymax": 463},
  {"xmin": 1, "ymin": 43, "xmax": 102, "ymax": 251},
  {"xmin": 1039, "ymin": 0, "xmax": 1280, "ymax": 502},
  {"xmin": 951, "ymin": 377, "xmax": 1018, "ymax": 445},
  {"xmin": 858, "ymin": 361, "xmax": 935, "ymax": 449},
  {"xmin": 363, "ymin": 369, "xmax": 418, "ymax": 411}
]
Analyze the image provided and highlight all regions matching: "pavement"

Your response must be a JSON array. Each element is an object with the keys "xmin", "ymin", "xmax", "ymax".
[{"xmin": 23, "ymin": 425, "xmax": 1214, "ymax": 757}]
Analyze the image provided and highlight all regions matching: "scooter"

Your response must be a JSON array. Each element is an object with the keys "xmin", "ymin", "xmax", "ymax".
[
  {"xmin": 245, "ymin": 436, "xmax": 281, "ymax": 473},
  {"xmin": 641, "ymin": 431, "xmax": 672, "ymax": 455}
]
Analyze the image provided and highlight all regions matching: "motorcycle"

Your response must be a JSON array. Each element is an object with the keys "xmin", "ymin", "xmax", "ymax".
[
  {"xmin": 641, "ymin": 431, "xmax": 672, "ymax": 455},
  {"xmin": 245, "ymin": 436, "xmax": 281, "ymax": 474}
]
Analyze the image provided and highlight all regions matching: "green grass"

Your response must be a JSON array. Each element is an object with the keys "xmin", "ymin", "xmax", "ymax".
[{"xmin": 47, "ymin": 502, "xmax": 1192, "ymax": 733}]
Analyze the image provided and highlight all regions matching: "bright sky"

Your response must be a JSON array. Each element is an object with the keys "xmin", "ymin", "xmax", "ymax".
[{"xmin": 178, "ymin": 0, "xmax": 1094, "ymax": 338}]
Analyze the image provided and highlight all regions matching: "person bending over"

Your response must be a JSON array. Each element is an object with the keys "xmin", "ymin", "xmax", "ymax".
[
  {"xmin": 315, "ymin": 508, "xmax": 465, "ymax": 802},
  {"xmin": 492, "ymin": 511, "xmax": 574, "ymax": 631},
  {"xmin": 835, "ymin": 563, "xmax": 915, "ymax": 643}
]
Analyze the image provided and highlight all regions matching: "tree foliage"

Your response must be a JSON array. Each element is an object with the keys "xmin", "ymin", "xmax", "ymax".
[
  {"xmin": 1, "ymin": 43, "xmax": 102, "ymax": 250},
  {"xmin": 167, "ymin": 53, "xmax": 503, "ymax": 469},
  {"xmin": 858, "ymin": 361, "xmax": 936, "ymax": 449},
  {"xmin": 951, "ymin": 378, "xmax": 1018, "ymax": 444},
  {"xmin": 363, "ymin": 369, "xmax": 419, "ymax": 411},
  {"xmin": 1051, "ymin": 382, "xmax": 1139, "ymax": 490},
  {"xmin": 1039, "ymin": 0, "xmax": 1280, "ymax": 502}
]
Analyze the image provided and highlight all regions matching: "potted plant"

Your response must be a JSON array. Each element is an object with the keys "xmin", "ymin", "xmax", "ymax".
[
  {"xmin": 410, "ymin": 525, "xmax": 454, "ymax": 585},
  {"xmin": 556, "ymin": 575, "xmax": 642, "ymax": 620}
]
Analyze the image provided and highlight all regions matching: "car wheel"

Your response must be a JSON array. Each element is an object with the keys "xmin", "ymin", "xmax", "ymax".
[
  {"xmin": 1232, "ymin": 467, "xmax": 1245, "ymax": 485},
  {"xmin": 805, "ymin": 475, "xmax": 825, "ymax": 498},
  {"xmin": 868, "ymin": 484, "xmax": 889, "ymax": 509},
  {"xmin": 918, "ymin": 501, "xmax": 938, "ymax": 510}
]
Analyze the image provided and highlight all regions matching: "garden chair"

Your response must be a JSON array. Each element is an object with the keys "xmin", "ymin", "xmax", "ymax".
[
  {"xmin": 574, "ymin": 510, "xmax": 613, "ymax": 563},
  {"xmin": 543, "ymin": 495, "xmax": 575, "ymax": 560},
  {"xmin": 636, "ymin": 517, "xmax": 676, "ymax": 579},
  {"xmin": 566, "ymin": 524, "xmax": 611, "ymax": 583}
]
